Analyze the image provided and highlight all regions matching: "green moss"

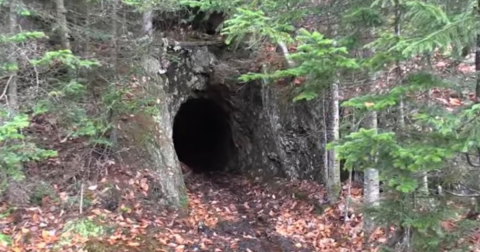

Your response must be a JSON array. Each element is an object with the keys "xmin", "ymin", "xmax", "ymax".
[{"xmin": 179, "ymin": 193, "xmax": 189, "ymax": 209}]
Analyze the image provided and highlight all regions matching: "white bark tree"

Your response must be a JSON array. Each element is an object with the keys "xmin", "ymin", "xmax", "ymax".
[
  {"xmin": 325, "ymin": 17, "xmax": 341, "ymax": 203},
  {"xmin": 325, "ymin": 81, "xmax": 341, "ymax": 203},
  {"xmin": 363, "ymin": 27, "xmax": 380, "ymax": 234}
]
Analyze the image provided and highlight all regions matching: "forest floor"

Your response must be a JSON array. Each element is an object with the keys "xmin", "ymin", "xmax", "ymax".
[
  {"xmin": 0, "ymin": 112, "xmax": 384, "ymax": 252},
  {"xmin": 1, "ymin": 159, "xmax": 381, "ymax": 252},
  {"xmin": 2, "ymin": 115, "xmax": 480, "ymax": 252},
  {"xmin": 4, "ymin": 159, "xmax": 480, "ymax": 252}
]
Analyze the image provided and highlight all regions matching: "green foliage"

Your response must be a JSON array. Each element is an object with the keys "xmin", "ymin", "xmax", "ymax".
[
  {"xmin": 0, "ymin": 31, "xmax": 47, "ymax": 75},
  {"xmin": 392, "ymin": 0, "xmax": 476, "ymax": 57},
  {"xmin": 59, "ymin": 218, "xmax": 107, "ymax": 245},
  {"xmin": 221, "ymin": 8, "xmax": 294, "ymax": 49},
  {"xmin": 258, "ymin": 0, "xmax": 311, "ymax": 24},
  {"xmin": 31, "ymin": 50, "xmax": 101, "ymax": 70},
  {"xmin": 334, "ymin": 64, "xmax": 480, "ymax": 249},
  {"xmin": 180, "ymin": 0, "xmax": 310, "ymax": 24},
  {"xmin": 330, "ymin": 104, "xmax": 471, "ymax": 249},
  {"xmin": 240, "ymin": 29, "xmax": 358, "ymax": 101},
  {"xmin": 364, "ymin": 33, "xmax": 404, "ymax": 70},
  {"xmin": 179, "ymin": 0, "xmax": 241, "ymax": 13},
  {"xmin": 30, "ymin": 49, "xmax": 117, "ymax": 147},
  {"xmin": 48, "ymin": 79, "xmax": 86, "ymax": 99},
  {"xmin": 0, "ymin": 111, "xmax": 57, "ymax": 191},
  {"xmin": 343, "ymin": 7, "xmax": 384, "ymax": 28},
  {"xmin": 331, "ymin": 1, "xmax": 480, "ymax": 249},
  {"xmin": 0, "ymin": 233, "xmax": 12, "ymax": 247},
  {"xmin": 121, "ymin": 0, "xmax": 181, "ymax": 12},
  {"xmin": 344, "ymin": 71, "xmax": 447, "ymax": 110},
  {"xmin": 0, "ymin": 31, "xmax": 46, "ymax": 44},
  {"xmin": 30, "ymin": 182, "xmax": 58, "ymax": 206},
  {"xmin": 367, "ymin": 197, "xmax": 476, "ymax": 251},
  {"xmin": 1, "ymin": 62, "xmax": 19, "ymax": 74},
  {"xmin": 178, "ymin": 0, "xmax": 309, "ymax": 49}
]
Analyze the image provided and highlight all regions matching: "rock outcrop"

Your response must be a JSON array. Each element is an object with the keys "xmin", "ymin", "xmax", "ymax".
[{"xmin": 159, "ymin": 41, "xmax": 327, "ymax": 182}]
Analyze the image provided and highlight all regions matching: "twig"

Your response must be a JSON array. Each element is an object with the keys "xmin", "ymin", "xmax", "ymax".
[
  {"xmin": 277, "ymin": 42, "xmax": 295, "ymax": 68},
  {"xmin": 79, "ymin": 183, "xmax": 84, "ymax": 214},
  {"xmin": 0, "ymin": 75, "xmax": 13, "ymax": 101},
  {"xmin": 445, "ymin": 190, "xmax": 480, "ymax": 197}
]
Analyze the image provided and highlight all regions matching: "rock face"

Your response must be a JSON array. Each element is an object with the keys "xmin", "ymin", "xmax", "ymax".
[
  {"xmin": 161, "ymin": 43, "xmax": 327, "ymax": 183},
  {"xmin": 117, "ymin": 41, "xmax": 327, "ymax": 208},
  {"xmin": 230, "ymin": 83, "xmax": 326, "ymax": 181}
]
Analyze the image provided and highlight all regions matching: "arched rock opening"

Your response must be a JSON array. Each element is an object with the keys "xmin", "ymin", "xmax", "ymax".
[{"xmin": 173, "ymin": 96, "xmax": 234, "ymax": 174}]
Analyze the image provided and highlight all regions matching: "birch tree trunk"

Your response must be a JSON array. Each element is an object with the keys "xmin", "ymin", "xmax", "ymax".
[
  {"xmin": 326, "ymin": 81, "xmax": 341, "ymax": 203},
  {"xmin": 363, "ymin": 106, "xmax": 379, "ymax": 233},
  {"xmin": 325, "ymin": 18, "xmax": 341, "ymax": 202},
  {"xmin": 363, "ymin": 27, "xmax": 380, "ymax": 234}
]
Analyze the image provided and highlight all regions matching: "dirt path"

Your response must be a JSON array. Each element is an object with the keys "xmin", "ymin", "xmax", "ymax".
[{"xmin": 181, "ymin": 173, "xmax": 317, "ymax": 251}]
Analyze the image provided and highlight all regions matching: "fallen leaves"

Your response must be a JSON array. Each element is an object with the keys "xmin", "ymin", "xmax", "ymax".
[
  {"xmin": 0, "ymin": 170, "xmax": 361, "ymax": 252},
  {"xmin": 4, "ymin": 168, "xmax": 478, "ymax": 252}
]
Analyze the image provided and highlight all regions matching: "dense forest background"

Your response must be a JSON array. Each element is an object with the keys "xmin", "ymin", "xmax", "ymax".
[{"xmin": 1, "ymin": 0, "xmax": 480, "ymax": 251}]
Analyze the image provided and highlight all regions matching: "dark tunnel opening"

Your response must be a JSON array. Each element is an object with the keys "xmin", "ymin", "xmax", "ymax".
[{"xmin": 173, "ymin": 97, "xmax": 234, "ymax": 174}]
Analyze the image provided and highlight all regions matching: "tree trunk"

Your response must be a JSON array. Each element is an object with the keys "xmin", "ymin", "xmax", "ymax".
[
  {"xmin": 363, "ymin": 28, "xmax": 380, "ymax": 234},
  {"xmin": 84, "ymin": 1, "xmax": 90, "ymax": 55},
  {"xmin": 55, "ymin": 0, "xmax": 70, "ymax": 50},
  {"xmin": 112, "ymin": 10, "xmax": 187, "ymax": 209},
  {"xmin": 111, "ymin": 0, "xmax": 118, "ymax": 65},
  {"xmin": 395, "ymin": 0, "xmax": 405, "ymax": 129},
  {"xmin": 326, "ymin": 81, "xmax": 341, "ymax": 203},
  {"xmin": 7, "ymin": 0, "xmax": 19, "ymax": 112},
  {"xmin": 143, "ymin": 10, "xmax": 153, "ymax": 37},
  {"xmin": 476, "ymin": 6, "xmax": 480, "ymax": 103},
  {"xmin": 108, "ymin": 0, "xmax": 119, "ymax": 147},
  {"xmin": 323, "ymin": 15, "xmax": 341, "ymax": 203},
  {"xmin": 363, "ymin": 101, "xmax": 379, "ymax": 233}
]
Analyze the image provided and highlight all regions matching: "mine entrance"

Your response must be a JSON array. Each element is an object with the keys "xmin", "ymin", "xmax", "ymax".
[{"xmin": 172, "ymin": 96, "xmax": 234, "ymax": 174}]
